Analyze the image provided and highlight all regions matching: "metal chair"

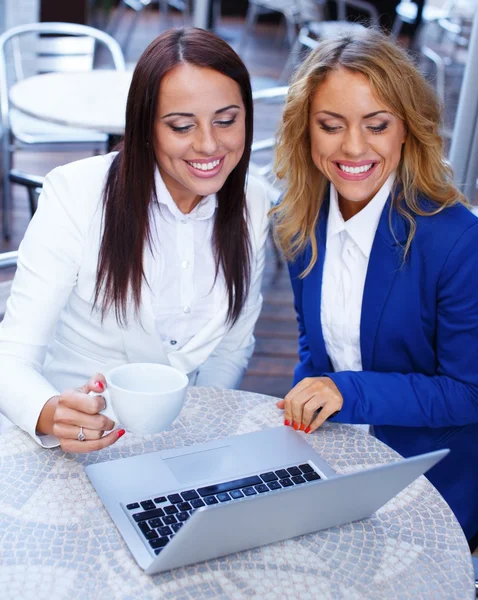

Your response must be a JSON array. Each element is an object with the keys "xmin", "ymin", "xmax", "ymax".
[
  {"xmin": 0, "ymin": 250, "xmax": 17, "ymax": 269},
  {"xmin": 250, "ymin": 85, "xmax": 290, "ymax": 272},
  {"xmin": 400, "ymin": 1, "xmax": 476, "ymax": 138},
  {"xmin": 239, "ymin": 0, "xmax": 323, "ymax": 54},
  {"xmin": 108, "ymin": 0, "xmax": 190, "ymax": 55},
  {"xmin": 422, "ymin": 2, "xmax": 475, "ymax": 98},
  {"xmin": 0, "ymin": 22, "xmax": 126, "ymax": 240},
  {"xmin": 0, "ymin": 250, "xmax": 18, "ymax": 322},
  {"xmin": 391, "ymin": 0, "xmax": 454, "ymax": 43},
  {"xmin": 279, "ymin": 0, "xmax": 380, "ymax": 82},
  {"xmin": 9, "ymin": 170, "xmax": 43, "ymax": 217}
]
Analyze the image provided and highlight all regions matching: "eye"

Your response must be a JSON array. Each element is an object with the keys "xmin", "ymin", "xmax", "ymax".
[
  {"xmin": 319, "ymin": 123, "xmax": 342, "ymax": 133},
  {"xmin": 169, "ymin": 124, "xmax": 194, "ymax": 133},
  {"xmin": 368, "ymin": 123, "xmax": 389, "ymax": 134},
  {"xmin": 214, "ymin": 118, "xmax": 236, "ymax": 127}
]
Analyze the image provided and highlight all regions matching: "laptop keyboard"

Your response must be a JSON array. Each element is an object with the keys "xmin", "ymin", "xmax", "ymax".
[{"xmin": 125, "ymin": 463, "xmax": 321, "ymax": 555}]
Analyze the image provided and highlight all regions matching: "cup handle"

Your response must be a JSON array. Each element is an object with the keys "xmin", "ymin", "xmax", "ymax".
[{"xmin": 89, "ymin": 389, "xmax": 117, "ymax": 428}]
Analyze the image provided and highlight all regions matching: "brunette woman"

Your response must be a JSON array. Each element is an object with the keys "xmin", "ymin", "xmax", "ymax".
[{"xmin": 0, "ymin": 28, "xmax": 269, "ymax": 453}]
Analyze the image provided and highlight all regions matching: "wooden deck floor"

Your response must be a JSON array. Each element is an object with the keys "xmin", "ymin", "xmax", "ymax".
[{"xmin": 0, "ymin": 11, "xmax": 472, "ymax": 400}]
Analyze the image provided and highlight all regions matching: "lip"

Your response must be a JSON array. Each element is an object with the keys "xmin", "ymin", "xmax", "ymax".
[
  {"xmin": 333, "ymin": 160, "xmax": 378, "ymax": 181},
  {"xmin": 185, "ymin": 156, "xmax": 225, "ymax": 179}
]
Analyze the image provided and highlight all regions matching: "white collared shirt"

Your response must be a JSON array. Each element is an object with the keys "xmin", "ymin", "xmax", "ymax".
[
  {"xmin": 321, "ymin": 176, "xmax": 393, "ymax": 372},
  {"xmin": 151, "ymin": 170, "xmax": 220, "ymax": 353}
]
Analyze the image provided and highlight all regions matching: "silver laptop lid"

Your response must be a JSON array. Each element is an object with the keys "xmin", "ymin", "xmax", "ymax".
[{"xmin": 144, "ymin": 449, "xmax": 448, "ymax": 574}]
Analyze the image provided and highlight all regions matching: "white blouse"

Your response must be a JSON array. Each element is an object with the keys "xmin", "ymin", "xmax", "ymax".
[
  {"xmin": 151, "ymin": 170, "xmax": 220, "ymax": 353},
  {"xmin": 321, "ymin": 176, "xmax": 393, "ymax": 372}
]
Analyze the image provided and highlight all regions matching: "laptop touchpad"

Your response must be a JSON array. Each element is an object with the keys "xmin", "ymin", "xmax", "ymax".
[{"xmin": 164, "ymin": 445, "xmax": 239, "ymax": 484}]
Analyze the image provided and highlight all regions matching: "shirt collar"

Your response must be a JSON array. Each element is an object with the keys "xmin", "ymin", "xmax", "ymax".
[
  {"xmin": 154, "ymin": 167, "xmax": 217, "ymax": 223},
  {"xmin": 327, "ymin": 174, "xmax": 394, "ymax": 258}
]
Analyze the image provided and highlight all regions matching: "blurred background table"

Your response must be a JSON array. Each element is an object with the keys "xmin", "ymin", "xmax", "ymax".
[
  {"xmin": 9, "ymin": 70, "xmax": 133, "ymax": 136},
  {"xmin": 0, "ymin": 387, "xmax": 474, "ymax": 599}
]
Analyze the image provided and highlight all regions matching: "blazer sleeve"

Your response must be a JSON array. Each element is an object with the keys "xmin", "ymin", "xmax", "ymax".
[
  {"xmin": 195, "ymin": 175, "xmax": 270, "ymax": 389},
  {"xmin": 326, "ymin": 222, "xmax": 478, "ymax": 428},
  {"xmin": 0, "ymin": 168, "xmax": 88, "ymax": 446},
  {"xmin": 288, "ymin": 253, "xmax": 318, "ymax": 384}
]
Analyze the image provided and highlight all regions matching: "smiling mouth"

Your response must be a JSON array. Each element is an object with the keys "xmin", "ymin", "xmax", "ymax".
[
  {"xmin": 337, "ymin": 162, "xmax": 376, "ymax": 174},
  {"xmin": 186, "ymin": 158, "xmax": 222, "ymax": 172}
]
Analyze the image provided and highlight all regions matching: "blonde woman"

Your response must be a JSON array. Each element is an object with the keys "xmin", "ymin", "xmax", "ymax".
[{"xmin": 272, "ymin": 28, "xmax": 478, "ymax": 550}]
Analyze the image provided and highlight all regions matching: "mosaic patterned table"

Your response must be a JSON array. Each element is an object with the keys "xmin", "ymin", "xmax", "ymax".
[{"xmin": 0, "ymin": 387, "xmax": 474, "ymax": 600}]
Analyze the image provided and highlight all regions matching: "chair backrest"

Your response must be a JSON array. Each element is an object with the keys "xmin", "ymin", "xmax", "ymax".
[
  {"xmin": 0, "ymin": 22, "xmax": 125, "ymax": 143},
  {"xmin": 0, "ymin": 251, "xmax": 18, "ymax": 321},
  {"xmin": 14, "ymin": 34, "xmax": 97, "ymax": 77},
  {"xmin": 298, "ymin": 0, "xmax": 327, "ymax": 23},
  {"xmin": 0, "ymin": 251, "xmax": 18, "ymax": 269},
  {"xmin": 395, "ymin": 0, "xmax": 457, "ymax": 17},
  {"xmin": 336, "ymin": 0, "xmax": 380, "ymax": 23},
  {"xmin": 251, "ymin": 86, "xmax": 288, "ymax": 181},
  {"xmin": 124, "ymin": 0, "xmax": 153, "ymax": 10}
]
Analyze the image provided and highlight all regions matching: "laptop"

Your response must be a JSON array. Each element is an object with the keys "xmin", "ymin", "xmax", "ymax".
[{"xmin": 85, "ymin": 426, "xmax": 448, "ymax": 575}]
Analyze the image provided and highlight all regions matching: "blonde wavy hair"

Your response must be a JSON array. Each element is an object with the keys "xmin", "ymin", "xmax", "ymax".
[{"xmin": 272, "ymin": 28, "xmax": 467, "ymax": 275}]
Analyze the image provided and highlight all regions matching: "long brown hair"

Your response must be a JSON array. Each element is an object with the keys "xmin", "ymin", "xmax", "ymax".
[
  {"xmin": 94, "ymin": 28, "xmax": 253, "ymax": 325},
  {"xmin": 272, "ymin": 28, "xmax": 467, "ymax": 275}
]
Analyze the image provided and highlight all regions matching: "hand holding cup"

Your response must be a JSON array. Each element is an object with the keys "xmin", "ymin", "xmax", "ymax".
[
  {"xmin": 40, "ymin": 363, "xmax": 188, "ymax": 453},
  {"xmin": 49, "ymin": 374, "xmax": 123, "ymax": 453},
  {"xmin": 92, "ymin": 362, "xmax": 189, "ymax": 435}
]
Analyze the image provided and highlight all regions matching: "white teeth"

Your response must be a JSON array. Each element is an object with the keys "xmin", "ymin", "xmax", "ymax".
[
  {"xmin": 338, "ymin": 163, "xmax": 374, "ymax": 174},
  {"xmin": 188, "ymin": 159, "xmax": 221, "ymax": 171}
]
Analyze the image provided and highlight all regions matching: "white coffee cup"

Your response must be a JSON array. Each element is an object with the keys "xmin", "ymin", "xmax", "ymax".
[{"xmin": 93, "ymin": 363, "xmax": 188, "ymax": 434}]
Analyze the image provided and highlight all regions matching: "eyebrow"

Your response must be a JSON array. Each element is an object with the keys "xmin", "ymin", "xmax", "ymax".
[
  {"xmin": 316, "ymin": 110, "xmax": 391, "ymax": 119},
  {"xmin": 161, "ymin": 104, "xmax": 241, "ymax": 119}
]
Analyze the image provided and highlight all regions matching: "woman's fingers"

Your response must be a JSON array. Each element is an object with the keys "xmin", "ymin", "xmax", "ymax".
[
  {"xmin": 59, "ymin": 429, "xmax": 124, "ymax": 454},
  {"xmin": 290, "ymin": 389, "xmax": 321, "ymax": 429},
  {"xmin": 53, "ymin": 424, "xmax": 104, "ymax": 441},
  {"xmin": 308, "ymin": 404, "xmax": 337, "ymax": 433},
  {"xmin": 279, "ymin": 377, "xmax": 343, "ymax": 432},
  {"xmin": 282, "ymin": 378, "xmax": 316, "ymax": 425},
  {"xmin": 301, "ymin": 398, "xmax": 325, "ymax": 429},
  {"xmin": 79, "ymin": 373, "xmax": 107, "ymax": 395},
  {"xmin": 54, "ymin": 404, "xmax": 115, "ymax": 432},
  {"xmin": 50, "ymin": 374, "xmax": 124, "ymax": 454},
  {"xmin": 58, "ymin": 388, "xmax": 106, "ymax": 416}
]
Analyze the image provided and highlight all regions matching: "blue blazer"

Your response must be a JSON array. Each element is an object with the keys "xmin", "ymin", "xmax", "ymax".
[{"xmin": 288, "ymin": 194, "xmax": 478, "ymax": 540}]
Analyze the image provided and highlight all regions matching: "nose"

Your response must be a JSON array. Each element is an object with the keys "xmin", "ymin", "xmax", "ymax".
[
  {"xmin": 193, "ymin": 125, "xmax": 219, "ymax": 156},
  {"xmin": 341, "ymin": 126, "xmax": 368, "ymax": 157}
]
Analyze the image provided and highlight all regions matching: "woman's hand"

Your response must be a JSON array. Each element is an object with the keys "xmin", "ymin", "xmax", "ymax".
[
  {"xmin": 36, "ymin": 373, "xmax": 124, "ymax": 453},
  {"xmin": 276, "ymin": 377, "xmax": 343, "ymax": 433}
]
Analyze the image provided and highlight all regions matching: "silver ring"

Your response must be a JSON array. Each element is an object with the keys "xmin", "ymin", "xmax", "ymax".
[{"xmin": 77, "ymin": 426, "xmax": 86, "ymax": 442}]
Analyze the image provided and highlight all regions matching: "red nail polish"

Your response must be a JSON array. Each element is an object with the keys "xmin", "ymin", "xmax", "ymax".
[
  {"xmin": 117, "ymin": 429, "xmax": 126, "ymax": 438},
  {"xmin": 299, "ymin": 424, "xmax": 305, "ymax": 431},
  {"xmin": 95, "ymin": 380, "xmax": 105, "ymax": 390},
  {"xmin": 305, "ymin": 427, "xmax": 311, "ymax": 434},
  {"xmin": 293, "ymin": 422, "xmax": 299, "ymax": 430},
  {"xmin": 284, "ymin": 419, "xmax": 291, "ymax": 427}
]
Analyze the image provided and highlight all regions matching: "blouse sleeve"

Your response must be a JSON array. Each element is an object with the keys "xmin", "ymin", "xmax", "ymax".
[{"xmin": 0, "ymin": 166, "xmax": 92, "ymax": 446}]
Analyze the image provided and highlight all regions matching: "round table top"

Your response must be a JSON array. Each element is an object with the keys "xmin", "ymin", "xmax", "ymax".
[
  {"xmin": 0, "ymin": 388, "xmax": 474, "ymax": 599},
  {"xmin": 9, "ymin": 70, "xmax": 133, "ymax": 136}
]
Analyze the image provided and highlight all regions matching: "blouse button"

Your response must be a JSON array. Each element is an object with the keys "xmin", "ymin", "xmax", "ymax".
[
  {"xmin": 181, "ymin": 260, "xmax": 189, "ymax": 269},
  {"xmin": 170, "ymin": 340, "xmax": 177, "ymax": 346},
  {"xmin": 183, "ymin": 306, "xmax": 191, "ymax": 314}
]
